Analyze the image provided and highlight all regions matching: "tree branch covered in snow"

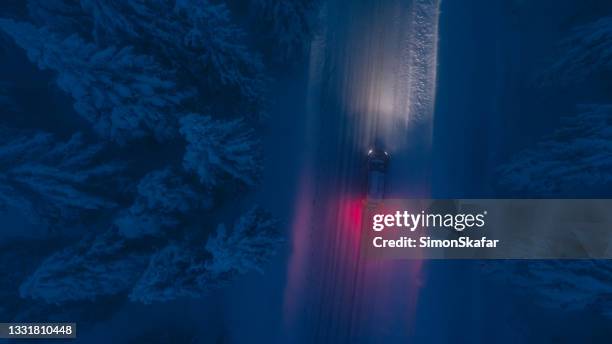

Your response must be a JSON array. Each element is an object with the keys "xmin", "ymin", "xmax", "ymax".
[
  {"xmin": 0, "ymin": 128, "xmax": 121, "ymax": 226},
  {"xmin": 493, "ymin": 103, "xmax": 612, "ymax": 319},
  {"xmin": 247, "ymin": 0, "xmax": 320, "ymax": 61},
  {"xmin": 27, "ymin": 0, "xmax": 93, "ymax": 37},
  {"xmin": 115, "ymin": 167, "xmax": 211, "ymax": 238},
  {"xmin": 20, "ymin": 229, "xmax": 150, "ymax": 304},
  {"xmin": 498, "ymin": 104, "xmax": 612, "ymax": 195},
  {"xmin": 0, "ymin": 19, "xmax": 192, "ymax": 143},
  {"xmin": 128, "ymin": 243, "xmax": 214, "ymax": 304},
  {"xmin": 80, "ymin": 0, "xmax": 267, "ymax": 111},
  {"xmin": 130, "ymin": 206, "xmax": 281, "ymax": 303},
  {"xmin": 205, "ymin": 206, "xmax": 281, "ymax": 275},
  {"xmin": 180, "ymin": 114, "xmax": 261, "ymax": 188},
  {"xmin": 485, "ymin": 260, "xmax": 612, "ymax": 318},
  {"xmin": 539, "ymin": 16, "xmax": 612, "ymax": 86}
]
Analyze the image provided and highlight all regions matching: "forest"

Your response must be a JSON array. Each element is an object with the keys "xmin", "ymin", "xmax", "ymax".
[{"xmin": 0, "ymin": 0, "xmax": 319, "ymax": 325}]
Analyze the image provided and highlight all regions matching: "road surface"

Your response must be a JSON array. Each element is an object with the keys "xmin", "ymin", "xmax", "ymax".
[{"xmin": 283, "ymin": 0, "xmax": 440, "ymax": 342}]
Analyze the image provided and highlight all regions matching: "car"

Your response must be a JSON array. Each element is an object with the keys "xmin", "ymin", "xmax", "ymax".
[{"xmin": 366, "ymin": 145, "xmax": 389, "ymax": 202}]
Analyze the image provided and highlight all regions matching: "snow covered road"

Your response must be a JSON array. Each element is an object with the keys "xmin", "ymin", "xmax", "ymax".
[{"xmin": 283, "ymin": 0, "xmax": 440, "ymax": 341}]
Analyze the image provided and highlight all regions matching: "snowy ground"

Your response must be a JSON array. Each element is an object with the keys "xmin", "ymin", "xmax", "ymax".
[{"xmin": 275, "ymin": 0, "xmax": 440, "ymax": 342}]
